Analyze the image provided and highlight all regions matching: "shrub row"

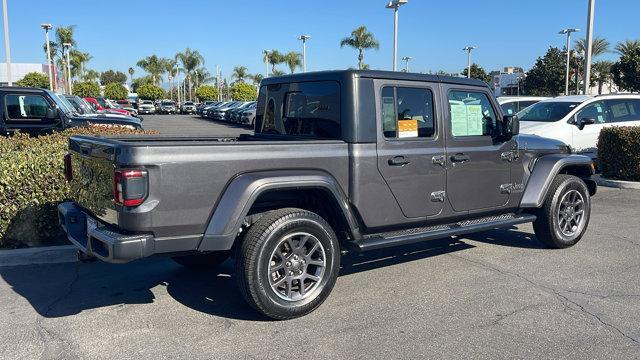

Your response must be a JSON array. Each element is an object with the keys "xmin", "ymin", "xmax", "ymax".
[
  {"xmin": 598, "ymin": 126, "xmax": 640, "ymax": 181},
  {"xmin": 0, "ymin": 126, "xmax": 157, "ymax": 248}
]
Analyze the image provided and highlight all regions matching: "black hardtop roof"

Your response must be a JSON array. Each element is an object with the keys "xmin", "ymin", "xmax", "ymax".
[
  {"xmin": 261, "ymin": 69, "xmax": 487, "ymax": 87},
  {"xmin": 0, "ymin": 86, "xmax": 50, "ymax": 92}
]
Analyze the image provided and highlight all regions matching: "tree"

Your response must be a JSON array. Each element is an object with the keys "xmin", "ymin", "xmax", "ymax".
[
  {"xmin": 16, "ymin": 72, "xmax": 49, "ymax": 88},
  {"xmin": 128, "ymin": 67, "xmax": 135, "ymax": 84},
  {"xmin": 522, "ymin": 47, "xmax": 566, "ymax": 96},
  {"xmin": 195, "ymin": 67, "xmax": 214, "ymax": 84},
  {"xmin": 231, "ymin": 82, "xmax": 257, "ymax": 101},
  {"xmin": 340, "ymin": 26, "xmax": 379, "ymax": 70},
  {"xmin": 284, "ymin": 51, "xmax": 302, "ymax": 73},
  {"xmin": 232, "ymin": 66, "xmax": 249, "ymax": 82},
  {"xmin": 267, "ymin": 50, "xmax": 286, "ymax": 74},
  {"xmin": 103, "ymin": 83, "xmax": 128, "ymax": 100},
  {"xmin": 69, "ymin": 50, "xmax": 92, "ymax": 79},
  {"xmin": 42, "ymin": 25, "xmax": 77, "ymax": 91},
  {"xmin": 137, "ymin": 83, "xmax": 165, "ymax": 100},
  {"xmin": 100, "ymin": 70, "xmax": 127, "ymax": 85},
  {"xmin": 175, "ymin": 48, "xmax": 205, "ymax": 100},
  {"xmin": 82, "ymin": 69, "xmax": 100, "ymax": 83},
  {"xmin": 136, "ymin": 55, "xmax": 170, "ymax": 85},
  {"xmin": 591, "ymin": 60, "xmax": 614, "ymax": 94},
  {"xmin": 272, "ymin": 69, "xmax": 286, "ymax": 76},
  {"xmin": 461, "ymin": 63, "xmax": 491, "ymax": 83},
  {"xmin": 575, "ymin": 36, "xmax": 610, "ymax": 57},
  {"xmin": 195, "ymin": 85, "xmax": 219, "ymax": 101},
  {"xmin": 131, "ymin": 76, "xmax": 154, "ymax": 93},
  {"xmin": 250, "ymin": 74, "xmax": 264, "ymax": 86},
  {"xmin": 73, "ymin": 81, "xmax": 101, "ymax": 98},
  {"xmin": 615, "ymin": 40, "xmax": 640, "ymax": 55},
  {"xmin": 612, "ymin": 46, "xmax": 640, "ymax": 92}
]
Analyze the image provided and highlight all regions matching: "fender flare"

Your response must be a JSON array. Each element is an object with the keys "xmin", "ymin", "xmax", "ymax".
[
  {"xmin": 197, "ymin": 170, "xmax": 361, "ymax": 251},
  {"xmin": 520, "ymin": 154, "xmax": 594, "ymax": 208}
]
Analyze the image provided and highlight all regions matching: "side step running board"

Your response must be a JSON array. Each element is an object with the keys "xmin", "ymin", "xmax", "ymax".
[{"xmin": 350, "ymin": 213, "xmax": 537, "ymax": 252}]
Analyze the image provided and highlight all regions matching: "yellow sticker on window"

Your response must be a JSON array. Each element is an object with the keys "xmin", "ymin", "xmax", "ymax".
[{"xmin": 398, "ymin": 119, "xmax": 418, "ymax": 138}]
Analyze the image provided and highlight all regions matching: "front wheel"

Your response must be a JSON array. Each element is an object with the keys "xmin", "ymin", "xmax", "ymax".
[
  {"xmin": 235, "ymin": 208, "xmax": 341, "ymax": 320},
  {"xmin": 533, "ymin": 175, "xmax": 591, "ymax": 248}
]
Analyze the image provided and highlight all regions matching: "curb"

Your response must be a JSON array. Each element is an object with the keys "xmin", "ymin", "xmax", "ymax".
[
  {"xmin": 594, "ymin": 175, "xmax": 640, "ymax": 190},
  {"xmin": 0, "ymin": 245, "xmax": 78, "ymax": 267}
]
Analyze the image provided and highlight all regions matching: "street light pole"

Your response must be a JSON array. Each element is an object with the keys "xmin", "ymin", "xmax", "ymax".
[
  {"xmin": 386, "ymin": 0, "xmax": 408, "ymax": 71},
  {"xmin": 559, "ymin": 28, "xmax": 580, "ymax": 95},
  {"xmin": 2, "ymin": 0, "xmax": 12, "ymax": 86},
  {"xmin": 401, "ymin": 56, "xmax": 412, "ymax": 72},
  {"xmin": 583, "ymin": 0, "xmax": 595, "ymax": 95},
  {"xmin": 63, "ymin": 43, "xmax": 72, "ymax": 94},
  {"xmin": 462, "ymin": 46, "xmax": 476, "ymax": 78},
  {"xmin": 41, "ymin": 23, "xmax": 54, "ymax": 91},
  {"xmin": 298, "ymin": 35, "xmax": 310, "ymax": 72}
]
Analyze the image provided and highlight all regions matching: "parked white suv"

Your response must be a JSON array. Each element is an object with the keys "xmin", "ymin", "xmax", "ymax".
[{"xmin": 518, "ymin": 94, "xmax": 640, "ymax": 157}]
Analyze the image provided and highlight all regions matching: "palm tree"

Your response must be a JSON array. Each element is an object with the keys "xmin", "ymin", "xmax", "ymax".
[
  {"xmin": 232, "ymin": 66, "xmax": 249, "ymax": 82},
  {"xmin": 42, "ymin": 25, "xmax": 77, "ymax": 91},
  {"xmin": 176, "ymin": 48, "xmax": 205, "ymax": 100},
  {"xmin": 575, "ymin": 36, "xmax": 610, "ymax": 57},
  {"xmin": 592, "ymin": 60, "xmax": 614, "ymax": 94},
  {"xmin": 195, "ymin": 67, "xmax": 214, "ymax": 85},
  {"xmin": 136, "ymin": 55, "xmax": 170, "ymax": 85},
  {"xmin": 250, "ymin": 74, "xmax": 264, "ymax": 86},
  {"xmin": 272, "ymin": 69, "xmax": 286, "ymax": 76},
  {"xmin": 69, "ymin": 50, "xmax": 91, "ymax": 79},
  {"xmin": 267, "ymin": 50, "xmax": 285, "ymax": 74},
  {"xmin": 615, "ymin": 40, "xmax": 640, "ymax": 56},
  {"xmin": 128, "ymin": 67, "xmax": 135, "ymax": 86},
  {"xmin": 82, "ymin": 69, "xmax": 100, "ymax": 83},
  {"xmin": 340, "ymin": 26, "xmax": 379, "ymax": 70},
  {"xmin": 284, "ymin": 51, "xmax": 302, "ymax": 73}
]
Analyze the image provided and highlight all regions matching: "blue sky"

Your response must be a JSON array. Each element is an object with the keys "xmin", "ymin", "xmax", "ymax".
[{"xmin": 2, "ymin": 0, "xmax": 638, "ymax": 82}]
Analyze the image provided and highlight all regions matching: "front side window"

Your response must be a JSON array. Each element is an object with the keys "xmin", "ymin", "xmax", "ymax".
[
  {"xmin": 381, "ymin": 86, "xmax": 435, "ymax": 139},
  {"xmin": 605, "ymin": 99, "xmax": 639, "ymax": 123},
  {"xmin": 256, "ymin": 81, "xmax": 340, "ymax": 139},
  {"xmin": 5, "ymin": 94, "xmax": 50, "ymax": 121},
  {"xmin": 576, "ymin": 101, "xmax": 606, "ymax": 124},
  {"xmin": 501, "ymin": 101, "xmax": 518, "ymax": 116},
  {"xmin": 448, "ymin": 90, "xmax": 497, "ymax": 137}
]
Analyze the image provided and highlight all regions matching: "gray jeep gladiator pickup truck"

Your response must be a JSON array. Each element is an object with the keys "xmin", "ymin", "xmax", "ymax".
[{"xmin": 59, "ymin": 70, "xmax": 596, "ymax": 319}]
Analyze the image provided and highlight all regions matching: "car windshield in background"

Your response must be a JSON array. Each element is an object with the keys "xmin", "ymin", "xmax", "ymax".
[
  {"xmin": 162, "ymin": 101, "xmax": 174, "ymax": 106},
  {"xmin": 255, "ymin": 81, "xmax": 340, "ymax": 139},
  {"xmin": 51, "ymin": 93, "xmax": 77, "ymax": 114},
  {"xmin": 184, "ymin": 102, "xmax": 194, "ymax": 105},
  {"xmin": 517, "ymin": 101, "xmax": 581, "ymax": 122}
]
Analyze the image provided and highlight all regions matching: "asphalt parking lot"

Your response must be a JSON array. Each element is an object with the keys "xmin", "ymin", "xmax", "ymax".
[
  {"xmin": 142, "ymin": 114, "xmax": 253, "ymax": 137},
  {"xmin": 0, "ymin": 186, "xmax": 638, "ymax": 359}
]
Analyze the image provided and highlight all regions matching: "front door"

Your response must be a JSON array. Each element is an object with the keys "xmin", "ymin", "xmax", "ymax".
[
  {"xmin": 376, "ymin": 81, "xmax": 446, "ymax": 219},
  {"xmin": 2, "ymin": 92, "xmax": 60, "ymax": 136},
  {"xmin": 571, "ymin": 100, "xmax": 607, "ymax": 154},
  {"xmin": 442, "ymin": 86, "xmax": 513, "ymax": 212}
]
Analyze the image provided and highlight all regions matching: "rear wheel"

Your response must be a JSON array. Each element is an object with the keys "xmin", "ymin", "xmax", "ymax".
[
  {"xmin": 533, "ymin": 175, "xmax": 591, "ymax": 248},
  {"xmin": 171, "ymin": 251, "xmax": 229, "ymax": 270},
  {"xmin": 235, "ymin": 208, "xmax": 340, "ymax": 320}
]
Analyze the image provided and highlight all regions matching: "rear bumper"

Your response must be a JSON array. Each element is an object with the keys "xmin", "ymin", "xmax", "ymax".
[{"xmin": 58, "ymin": 202, "xmax": 154, "ymax": 263}]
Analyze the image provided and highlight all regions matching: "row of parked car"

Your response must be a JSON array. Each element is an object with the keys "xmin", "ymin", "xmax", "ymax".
[
  {"xmin": 196, "ymin": 100, "xmax": 257, "ymax": 127},
  {"xmin": 135, "ymin": 99, "xmax": 199, "ymax": 115}
]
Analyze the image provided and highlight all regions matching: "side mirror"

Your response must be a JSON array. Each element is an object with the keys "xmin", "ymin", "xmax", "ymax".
[
  {"xmin": 578, "ymin": 117, "xmax": 596, "ymax": 130},
  {"xmin": 500, "ymin": 114, "xmax": 519, "ymax": 141},
  {"xmin": 45, "ymin": 107, "xmax": 59, "ymax": 120}
]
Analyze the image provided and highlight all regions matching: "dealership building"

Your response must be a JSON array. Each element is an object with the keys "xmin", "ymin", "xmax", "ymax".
[{"xmin": 0, "ymin": 63, "xmax": 57, "ymax": 87}]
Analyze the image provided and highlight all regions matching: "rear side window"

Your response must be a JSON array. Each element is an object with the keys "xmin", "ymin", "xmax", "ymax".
[
  {"xmin": 5, "ymin": 94, "xmax": 50, "ymax": 121},
  {"xmin": 256, "ymin": 81, "xmax": 341, "ymax": 139},
  {"xmin": 605, "ymin": 99, "xmax": 639, "ymax": 123},
  {"xmin": 381, "ymin": 86, "xmax": 435, "ymax": 139},
  {"xmin": 448, "ymin": 90, "xmax": 498, "ymax": 137}
]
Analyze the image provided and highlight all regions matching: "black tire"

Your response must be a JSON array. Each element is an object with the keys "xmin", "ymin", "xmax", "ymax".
[
  {"xmin": 533, "ymin": 174, "xmax": 591, "ymax": 249},
  {"xmin": 235, "ymin": 208, "xmax": 340, "ymax": 320},
  {"xmin": 171, "ymin": 251, "xmax": 229, "ymax": 270}
]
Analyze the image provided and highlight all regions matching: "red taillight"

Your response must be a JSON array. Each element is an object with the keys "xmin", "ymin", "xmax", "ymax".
[
  {"xmin": 64, "ymin": 153, "xmax": 73, "ymax": 181},
  {"xmin": 113, "ymin": 169, "xmax": 148, "ymax": 207}
]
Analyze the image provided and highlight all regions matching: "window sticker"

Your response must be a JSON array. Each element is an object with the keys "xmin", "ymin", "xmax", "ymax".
[
  {"xmin": 398, "ymin": 119, "xmax": 418, "ymax": 138},
  {"xmin": 466, "ymin": 104, "xmax": 483, "ymax": 136},
  {"xmin": 610, "ymin": 103, "xmax": 629, "ymax": 118},
  {"xmin": 450, "ymin": 101, "xmax": 468, "ymax": 136}
]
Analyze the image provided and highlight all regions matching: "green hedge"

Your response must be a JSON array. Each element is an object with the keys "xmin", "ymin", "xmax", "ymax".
[
  {"xmin": 598, "ymin": 127, "xmax": 640, "ymax": 181},
  {"xmin": 0, "ymin": 126, "xmax": 157, "ymax": 248}
]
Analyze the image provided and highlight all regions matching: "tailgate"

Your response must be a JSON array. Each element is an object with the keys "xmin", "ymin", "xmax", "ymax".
[{"xmin": 68, "ymin": 136, "xmax": 117, "ymax": 223}]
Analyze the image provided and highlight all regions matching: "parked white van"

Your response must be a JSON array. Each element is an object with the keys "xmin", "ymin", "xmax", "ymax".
[{"xmin": 518, "ymin": 94, "xmax": 640, "ymax": 158}]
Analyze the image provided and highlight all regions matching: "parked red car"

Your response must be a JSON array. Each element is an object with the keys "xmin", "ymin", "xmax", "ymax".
[{"xmin": 84, "ymin": 97, "xmax": 131, "ymax": 116}]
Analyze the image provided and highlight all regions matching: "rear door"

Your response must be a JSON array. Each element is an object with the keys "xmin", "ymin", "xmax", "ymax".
[
  {"xmin": 375, "ymin": 80, "xmax": 446, "ymax": 218},
  {"xmin": 604, "ymin": 98, "xmax": 640, "ymax": 128},
  {"xmin": 441, "ymin": 85, "xmax": 513, "ymax": 212}
]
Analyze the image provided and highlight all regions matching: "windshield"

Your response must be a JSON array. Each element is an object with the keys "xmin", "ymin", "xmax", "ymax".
[
  {"xmin": 517, "ymin": 101, "xmax": 581, "ymax": 122},
  {"xmin": 184, "ymin": 102, "xmax": 194, "ymax": 105},
  {"xmin": 141, "ymin": 101, "xmax": 153, "ymax": 105},
  {"xmin": 162, "ymin": 101, "xmax": 174, "ymax": 106},
  {"xmin": 97, "ymin": 97, "xmax": 107, "ymax": 108},
  {"xmin": 50, "ymin": 92, "xmax": 77, "ymax": 115},
  {"xmin": 66, "ymin": 96, "xmax": 94, "ymax": 114}
]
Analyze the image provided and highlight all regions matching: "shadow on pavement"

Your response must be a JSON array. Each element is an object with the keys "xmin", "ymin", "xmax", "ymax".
[{"xmin": 0, "ymin": 228, "xmax": 538, "ymax": 321}]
